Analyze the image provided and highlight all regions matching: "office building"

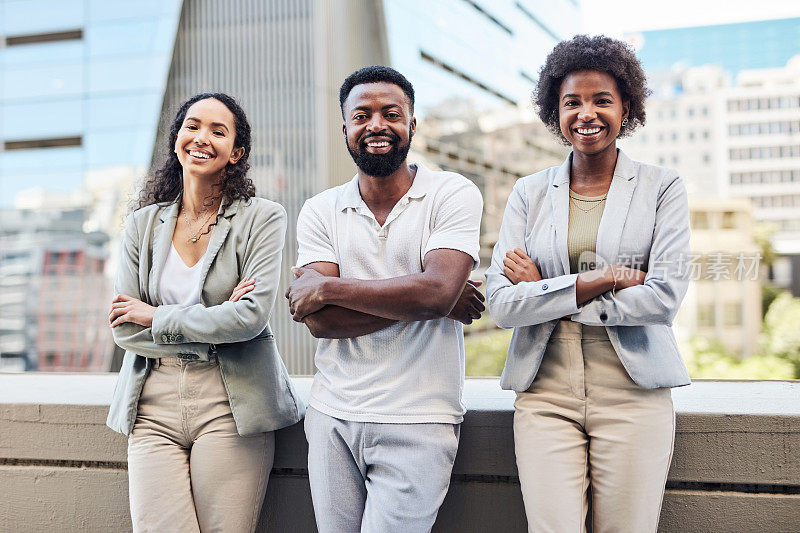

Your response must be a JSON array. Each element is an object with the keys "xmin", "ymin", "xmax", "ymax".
[
  {"xmin": 672, "ymin": 198, "xmax": 762, "ymax": 356},
  {"xmin": 621, "ymin": 56, "xmax": 800, "ymax": 296},
  {"xmin": 629, "ymin": 17, "xmax": 800, "ymax": 77},
  {"xmin": 0, "ymin": 208, "xmax": 111, "ymax": 371},
  {"xmin": 1, "ymin": 0, "xmax": 578, "ymax": 373}
]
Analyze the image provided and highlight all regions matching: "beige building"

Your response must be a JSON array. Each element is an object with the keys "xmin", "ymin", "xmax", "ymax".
[
  {"xmin": 621, "ymin": 57, "xmax": 800, "ymax": 296},
  {"xmin": 673, "ymin": 198, "xmax": 762, "ymax": 356}
]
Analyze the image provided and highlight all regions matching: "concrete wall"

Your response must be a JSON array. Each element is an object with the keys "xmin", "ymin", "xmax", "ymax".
[{"xmin": 1, "ymin": 374, "xmax": 798, "ymax": 532}]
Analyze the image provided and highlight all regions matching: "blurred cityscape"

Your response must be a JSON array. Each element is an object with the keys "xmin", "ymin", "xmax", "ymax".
[{"xmin": 1, "ymin": 1, "xmax": 799, "ymax": 379}]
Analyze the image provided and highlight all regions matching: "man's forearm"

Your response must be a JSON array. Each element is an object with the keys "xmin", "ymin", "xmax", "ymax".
[
  {"xmin": 319, "ymin": 274, "xmax": 459, "ymax": 321},
  {"xmin": 303, "ymin": 306, "xmax": 397, "ymax": 338}
]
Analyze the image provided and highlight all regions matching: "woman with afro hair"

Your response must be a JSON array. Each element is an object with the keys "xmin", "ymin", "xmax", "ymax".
[
  {"xmin": 486, "ymin": 35, "xmax": 691, "ymax": 531},
  {"xmin": 106, "ymin": 93, "xmax": 304, "ymax": 531}
]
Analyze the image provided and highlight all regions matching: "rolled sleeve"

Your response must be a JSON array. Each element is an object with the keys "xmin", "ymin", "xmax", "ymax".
[{"xmin": 424, "ymin": 179, "xmax": 483, "ymax": 268}]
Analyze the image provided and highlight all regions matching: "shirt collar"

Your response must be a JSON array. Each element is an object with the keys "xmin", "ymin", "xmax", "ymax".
[{"xmin": 338, "ymin": 162, "xmax": 430, "ymax": 211}]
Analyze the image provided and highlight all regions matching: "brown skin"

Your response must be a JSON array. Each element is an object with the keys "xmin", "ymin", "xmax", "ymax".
[
  {"xmin": 505, "ymin": 70, "xmax": 646, "ymax": 303},
  {"xmin": 286, "ymin": 81, "xmax": 484, "ymax": 337},
  {"xmin": 108, "ymin": 98, "xmax": 251, "ymax": 329},
  {"xmin": 343, "ymin": 82, "xmax": 417, "ymax": 224},
  {"xmin": 289, "ymin": 263, "xmax": 485, "ymax": 339}
]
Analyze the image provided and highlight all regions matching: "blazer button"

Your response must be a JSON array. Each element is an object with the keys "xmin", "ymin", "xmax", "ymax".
[
  {"xmin": 541, "ymin": 284, "xmax": 549, "ymax": 291},
  {"xmin": 175, "ymin": 334, "xmax": 184, "ymax": 342},
  {"xmin": 161, "ymin": 334, "xmax": 168, "ymax": 342},
  {"xmin": 600, "ymin": 312, "xmax": 608, "ymax": 321}
]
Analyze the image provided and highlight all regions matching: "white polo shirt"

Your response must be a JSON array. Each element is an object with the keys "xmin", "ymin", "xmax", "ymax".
[{"xmin": 296, "ymin": 163, "xmax": 483, "ymax": 424}]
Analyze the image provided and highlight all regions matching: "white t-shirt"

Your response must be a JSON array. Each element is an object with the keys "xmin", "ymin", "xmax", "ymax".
[
  {"xmin": 159, "ymin": 243, "xmax": 203, "ymax": 306},
  {"xmin": 295, "ymin": 163, "xmax": 483, "ymax": 424}
]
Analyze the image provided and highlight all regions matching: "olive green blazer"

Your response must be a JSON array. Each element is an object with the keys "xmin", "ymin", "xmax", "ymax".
[{"xmin": 107, "ymin": 197, "xmax": 305, "ymax": 437}]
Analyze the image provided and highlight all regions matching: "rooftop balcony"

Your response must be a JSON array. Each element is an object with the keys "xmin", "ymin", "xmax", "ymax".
[{"xmin": 1, "ymin": 374, "xmax": 798, "ymax": 531}]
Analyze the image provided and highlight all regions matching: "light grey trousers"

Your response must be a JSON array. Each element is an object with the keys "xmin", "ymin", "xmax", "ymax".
[
  {"xmin": 514, "ymin": 321, "xmax": 675, "ymax": 533},
  {"xmin": 304, "ymin": 406, "xmax": 460, "ymax": 533},
  {"xmin": 127, "ymin": 356, "xmax": 274, "ymax": 533}
]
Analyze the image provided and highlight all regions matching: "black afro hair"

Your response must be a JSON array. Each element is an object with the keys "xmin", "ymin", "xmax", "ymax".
[{"xmin": 533, "ymin": 34, "xmax": 650, "ymax": 143}]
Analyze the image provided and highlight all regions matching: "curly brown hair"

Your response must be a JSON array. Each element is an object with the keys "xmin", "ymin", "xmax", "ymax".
[
  {"xmin": 138, "ymin": 93, "xmax": 256, "ymax": 229},
  {"xmin": 533, "ymin": 35, "xmax": 651, "ymax": 144}
]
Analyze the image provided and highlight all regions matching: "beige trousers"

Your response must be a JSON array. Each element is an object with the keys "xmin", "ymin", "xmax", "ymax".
[
  {"xmin": 514, "ymin": 321, "xmax": 674, "ymax": 533},
  {"xmin": 127, "ymin": 356, "xmax": 274, "ymax": 533}
]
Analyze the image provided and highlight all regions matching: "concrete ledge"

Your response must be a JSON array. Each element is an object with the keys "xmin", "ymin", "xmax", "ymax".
[{"xmin": 1, "ymin": 374, "xmax": 798, "ymax": 531}]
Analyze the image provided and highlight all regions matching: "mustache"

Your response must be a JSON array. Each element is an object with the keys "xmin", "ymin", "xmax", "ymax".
[{"xmin": 360, "ymin": 132, "xmax": 401, "ymax": 145}]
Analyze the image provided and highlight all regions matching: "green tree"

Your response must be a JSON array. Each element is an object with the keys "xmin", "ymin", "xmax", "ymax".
[{"xmin": 760, "ymin": 292, "xmax": 800, "ymax": 378}]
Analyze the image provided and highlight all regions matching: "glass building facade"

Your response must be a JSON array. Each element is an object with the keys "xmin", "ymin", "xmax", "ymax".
[
  {"xmin": 0, "ymin": 0, "xmax": 578, "ymax": 373},
  {"xmin": 630, "ymin": 18, "xmax": 800, "ymax": 76},
  {"xmin": 0, "ymin": 0, "xmax": 182, "ymax": 206}
]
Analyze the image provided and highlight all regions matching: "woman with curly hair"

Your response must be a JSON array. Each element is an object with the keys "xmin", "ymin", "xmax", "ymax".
[
  {"xmin": 106, "ymin": 93, "xmax": 304, "ymax": 532},
  {"xmin": 486, "ymin": 35, "xmax": 690, "ymax": 531}
]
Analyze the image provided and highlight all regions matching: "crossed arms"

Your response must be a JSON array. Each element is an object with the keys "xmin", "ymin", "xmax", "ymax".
[{"xmin": 286, "ymin": 249, "xmax": 485, "ymax": 339}]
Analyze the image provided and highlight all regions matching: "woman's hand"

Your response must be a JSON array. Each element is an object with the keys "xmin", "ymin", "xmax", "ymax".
[
  {"xmin": 608, "ymin": 265, "xmax": 647, "ymax": 290},
  {"xmin": 228, "ymin": 277, "xmax": 255, "ymax": 302},
  {"xmin": 109, "ymin": 294, "xmax": 156, "ymax": 328},
  {"xmin": 503, "ymin": 248, "xmax": 542, "ymax": 285}
]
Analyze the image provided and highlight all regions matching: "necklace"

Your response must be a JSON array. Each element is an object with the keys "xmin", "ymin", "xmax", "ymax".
[
  {"xmin": 182, "ymin": 204, "xmax": 216, "ymax": 243},
  {"xmin": 569, "ymin": 194, "xmax": 607, "ymax": 214}
]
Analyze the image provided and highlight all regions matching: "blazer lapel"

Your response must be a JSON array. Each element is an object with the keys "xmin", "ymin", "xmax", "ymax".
[
  {"xmin": 596, "ymin": 150, "xmax": 637, "ymax": 266},
  {"xmin": 149, "ymin": 201, "xmax": 180, "ymax": 305},
  {"xmin": 550, "ymin": 154, "xmax": 572, "ymax": 275},
  {"xmin": 197, "ymin": 198, "xmax": 240, "ymax": 299}
]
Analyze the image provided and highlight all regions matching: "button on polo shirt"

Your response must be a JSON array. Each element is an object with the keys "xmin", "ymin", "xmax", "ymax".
[{"xmin": 295, "ymin": 163, "xmax": 483, "ymax": 424}]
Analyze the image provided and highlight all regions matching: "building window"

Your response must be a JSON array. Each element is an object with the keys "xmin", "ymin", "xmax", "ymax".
[
  {"xmin": 5, "ymin": 29, "xmax": 82, "ymax": 46},
  {"xmin": 697, "ymin": 304, "xmax": 715, "ymax": 327},
  {"xmin": 691, "ymin": 212, "xmax": 710, "ymax": 230},
  {"xmin": 703, "ymin": 153, "xmax": 711, "ymax": 164},
  {"xmin": 721, "ymin": 211, "xmax": 737, "ymax": 229},
  {"xmin": 519, "ymin": 70, "xmax": 536, "ymax": 85},
  {"xmin": 4, "ymin": 136, "xmax": 82, "ymax": 151},
  {"xmin": 419, "ymin": 51, "xmax": 516, "ymax": 106},
  {"xmin": 514, "ymin": 1, "xmax": 561, "ymax": 41},
  {"xmin": 461, "ymin": 0, "xmax": 513, "ymax": 35},
  {"xmin": 723, "ymin": 303, "xmax": 742, "ymax": 327}
]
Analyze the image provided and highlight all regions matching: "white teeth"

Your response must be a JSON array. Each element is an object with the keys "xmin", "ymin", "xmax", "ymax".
[
  {"xmin": 189, "ymin": 150, "xmax": 211, "ymax": 159},
  {"xmin": 367, "ymin": 141, "xmax": 390, "ymax": 147},
  {"xmin": 577, "ymin": 127, "xmax": 601, "ymax": 135}
]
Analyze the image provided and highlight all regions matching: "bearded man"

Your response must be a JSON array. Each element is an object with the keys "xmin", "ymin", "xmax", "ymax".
[{"xmin": 286, "ymin": 65, "xmax": 484, "ymax": 533}]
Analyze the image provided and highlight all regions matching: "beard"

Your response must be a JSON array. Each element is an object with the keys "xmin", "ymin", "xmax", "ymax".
[{"xmin": 346, "ymin": 129, "xmax": 413, "ymax": 177}]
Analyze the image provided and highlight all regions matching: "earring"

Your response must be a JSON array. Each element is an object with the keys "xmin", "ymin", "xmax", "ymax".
[{"xmin": 621, "ymin": 118, "xmax": 629, "ymax": 127}]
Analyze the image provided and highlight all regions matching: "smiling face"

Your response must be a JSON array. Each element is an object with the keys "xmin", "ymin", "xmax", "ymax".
[
  {"xmin": 174, "ymin": 98, "xmax": 244, "ymax": 180},
  {"xmin": 558, "ymin": 70, "xmax": 629, "ymax": 157},
  {"xmin": 342, "ymin": 82, "xmax": 416, "ymax": 177}
]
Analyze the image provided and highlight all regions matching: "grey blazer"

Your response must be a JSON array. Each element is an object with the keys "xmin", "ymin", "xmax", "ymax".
[
  {"xmin": 107, "ymin": 197, "xmax": 305, "ymax": 437},
  {"xmin": 486, "ymin": 150, "xmax": 691, "ymax": 391}
]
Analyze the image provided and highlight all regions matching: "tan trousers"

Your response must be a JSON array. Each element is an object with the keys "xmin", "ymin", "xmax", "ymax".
[
  {"xmin": 127, "ymin": 356, "xmax": 274, "ymax": 533},
  {"xmin": 514, "ymin": 321, "xmax": 674, "ymax": 533}
]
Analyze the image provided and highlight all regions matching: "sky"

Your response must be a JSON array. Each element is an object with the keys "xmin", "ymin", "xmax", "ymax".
[{"xmin": 581, "ymin": 0, "xmax": 800, "ymax": 37}]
